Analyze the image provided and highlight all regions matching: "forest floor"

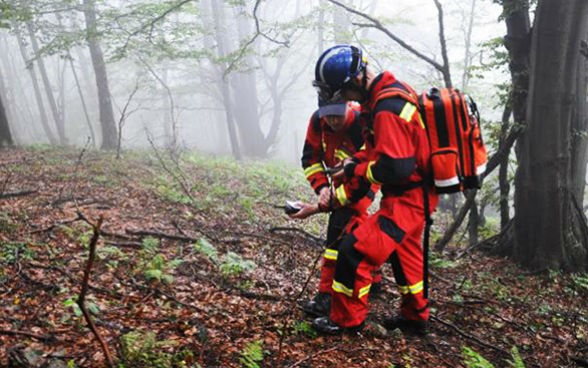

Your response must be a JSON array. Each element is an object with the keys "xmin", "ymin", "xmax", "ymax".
[{"xmin": 0, "ymin": 146, "xmax": 587, "ymax": 368}]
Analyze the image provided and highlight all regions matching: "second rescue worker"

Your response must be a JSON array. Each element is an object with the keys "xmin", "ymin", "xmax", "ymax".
[{"xmin": 289, "ymin": 98, "xmax": 380, "ymax": 318}]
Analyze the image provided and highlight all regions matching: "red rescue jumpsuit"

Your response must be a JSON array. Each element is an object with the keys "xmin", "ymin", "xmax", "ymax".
[
  {"xmin": 301, "ymin": 104, "xmax": 379, "ymax": 295},
  {"xmin": 329, "ymin": 72, "xmax": 439, "ymax": 327}
]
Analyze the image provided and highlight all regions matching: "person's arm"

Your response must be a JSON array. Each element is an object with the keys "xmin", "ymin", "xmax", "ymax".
[
  {"xmin": 301, "ymin": 111, "xmax": 329, "ymax": 194},
  {"xmin": 346, "ymin": 106, "xmax": 417, "ymax": 185}
]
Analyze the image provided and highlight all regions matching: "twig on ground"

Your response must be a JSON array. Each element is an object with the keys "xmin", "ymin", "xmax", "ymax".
[
  {"xmin": 431, "ymin": 315, "xmax": 510, "ymax": 356},
  {"xmin": 0, "ymin": 189, "xmax": 37, "ymax": 199},
  {"xmin": 269, "ymin": 226, "xmax": 323, "ymax": 245},
  {"xmin": 76, "ymin": 216, "xmax": 115, "ymax": 368},
  {"xmin": 0, "ymin": 329, "xmax": 53, "ymax": 342}
]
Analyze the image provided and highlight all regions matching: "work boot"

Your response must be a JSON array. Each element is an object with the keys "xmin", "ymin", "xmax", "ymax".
[
  {"xmin": 301, "ymin": 293, "xmax": 331, "ymax": 317},
  {"xmin": 312, "ymin": 316, "xmax": 364, "ymax": 335},
  {"xmin": 382, "ymin": 315, "xmax": 428, "ymax": 336}
]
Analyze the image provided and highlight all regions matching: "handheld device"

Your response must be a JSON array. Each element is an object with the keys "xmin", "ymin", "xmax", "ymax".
[{"xmin": 284, "ymin": 200, "xmax": 302, "ymax": 215}]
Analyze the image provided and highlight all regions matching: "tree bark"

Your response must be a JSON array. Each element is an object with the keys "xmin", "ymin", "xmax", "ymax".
[
  {"xmin": 571, "ymin": 35, "xmax": 588, "ymax": 204},
  {"xmin": 499, "ymin": 101, "xmax": 513, "ymax": 229},
  {"xmin": 12, "ymin": 21, "xmax": 58, "ymax": 144},
  {"xmin": 82, "ymin": 0, "xmax": 117, "ymax": 150},
  {"xmin": 232, "ymin": 5, "xmax": 265, "ymax": 157},
  {"xmin": 209, "ymin": 0, "xmax": 241, "ymax": 160},
  {"xmin": 513, "ymin": 0, "xmax": 588, "ymax": 271},
  {"xmin": 26, "ymin": 21, "xmax": 66, "ymax": 144},
  {"xmin": 0, "ymin": 93, "xmax": 12, "ymax": 148}
]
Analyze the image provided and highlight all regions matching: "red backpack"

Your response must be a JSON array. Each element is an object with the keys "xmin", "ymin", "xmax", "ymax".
[
  {"xmin": 418, "ymin": 88, "xmax": 487, "ymax": 193},
  {"xmin": 374, "ymin": 84, "xmax": 487, "ymax": 193}
]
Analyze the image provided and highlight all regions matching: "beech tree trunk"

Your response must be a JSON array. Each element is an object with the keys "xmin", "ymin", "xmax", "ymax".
[
  {"xmin": 13, "ymin": 21, "xmax": 57, "ymax": 144},
  {"xmin": 26, "ymin": 21, "xmax": 66, "ymax": 144},
  {"xmin": 513, "ymin": 0, "xmax": 588, "ymax": 271},
  {"xmin": 0, "ymin": 93, "xmax": 12, "ymax": 148},
  {"xmin": 83, "ymin": 0, "xmax": 117, "ymax": 150}
]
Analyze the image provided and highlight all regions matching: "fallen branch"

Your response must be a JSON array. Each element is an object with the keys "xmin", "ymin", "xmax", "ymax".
[
  {"xmin": 0, "ymin": 189, "xmax": 37, "ymax": 199},
  {"xmin": 29, "ymin": 213, "xmax": 83, "ymax": 234},
  {"xmin": 431, "ymin": 316, "xmax": 510, "ymax": 356},
  {"xmin": 268, "ymin": 226, "xmax": 323, "ymax": 245},
  {"xmin": 77, "ymin": 216, "xmax": 115, "ymax": 368},
  {"xmin": 0, "ymin": 329, "xmax": 53, "ymax": 342},
  {"xmin": 125, "ymin": 228, "xmax": 196, "ymax": 242}
]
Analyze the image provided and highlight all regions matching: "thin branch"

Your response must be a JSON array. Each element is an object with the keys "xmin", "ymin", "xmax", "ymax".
[
  {"xmin": 435, "ymin": 124, "xmax": 524, "ymax": 251},
  {"xmin": 76, "ymin": 216, "xmax": 115, "ymax": 367},
  {"xmin": 268, "ymin": 226, "xmax": 324, "ymax": 245},
  {"xmin": 432, "ymin": 0, "xmax": 452, "ymax": 87},
  {"xmin": 327, "ymin": 0, "xmax": 445, "ymax": 72},
  {"xmin": 224, "ymin": 0, "xmax": 289, "ymax": 76},
  {"xmin": 431, "ymin": 316, "xmax": 510, "ymax": 356},
  {"xmin": 0, "ymin": 189, "xmax": 37, "ymax": 199}
]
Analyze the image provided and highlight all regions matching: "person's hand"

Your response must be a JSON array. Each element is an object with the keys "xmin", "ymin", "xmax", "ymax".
[
  {"xmin": 332, "ymin": 158, "xmax": 354, "ymax": 180},
  {"xmin": 289, "ymin": 202, "xmax": 319, "ymax": 219},
  {"xmin": 318, "ymin": 187, "xmax": 333, "ymax": 209}
]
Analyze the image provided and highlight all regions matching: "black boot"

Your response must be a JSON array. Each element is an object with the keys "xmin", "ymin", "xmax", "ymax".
[
  {"xmin": 301, "ymin": 293, "xmax": 331, "ymax": 317},
  {"xmin": 312, "ymin": 316, "xmax": 364, "ymax": 335},
  {"xmin": 382, "ymin": 315, "xmax": 428, "ymax": 336}
]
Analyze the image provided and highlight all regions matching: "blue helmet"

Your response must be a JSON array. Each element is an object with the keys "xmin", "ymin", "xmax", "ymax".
[{"xmin": 313, "ymin": 45, "xmax": 367, "ymax": 101}]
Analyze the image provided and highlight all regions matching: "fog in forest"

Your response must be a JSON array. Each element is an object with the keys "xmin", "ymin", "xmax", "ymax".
[{"xmin": 0, "ymin": 0, "xmax": 505, "ymax": 163}]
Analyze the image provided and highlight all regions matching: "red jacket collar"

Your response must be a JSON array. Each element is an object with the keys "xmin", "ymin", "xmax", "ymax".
[{"xmin": 363, "ymin": 71, "xmax": 398, "ymax": 110}]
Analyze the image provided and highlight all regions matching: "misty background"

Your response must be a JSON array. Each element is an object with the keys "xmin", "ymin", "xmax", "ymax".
[{"xmin": 0, "ymin": 0, "xmax": 505, "ymax": 163}]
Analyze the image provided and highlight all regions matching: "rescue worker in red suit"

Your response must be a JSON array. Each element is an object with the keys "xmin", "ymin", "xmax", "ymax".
[
  {"xmin": 289, "ymin": 99, "xmax": 381, "ymax": 318},
  {"xmin": 311, "ymin": 44, "xmax": 438, "ymax": 335}
]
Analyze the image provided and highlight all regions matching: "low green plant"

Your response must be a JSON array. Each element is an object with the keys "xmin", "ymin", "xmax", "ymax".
[
  {"xmin": 194, "ymin": 238, "xmax": 218, "ymax": 262},
  {"xmin": 219, "ymin": 252, "xmax": 255, "ymax": 277},
  {"xmin": 239, "ymin": 339, "xmax": 264, "ymax": 368},
  {"xmin": 0, "ymin": 242, "xmax": 35, "ymax": 264},
  {"xmin": 571, "ymin": 273, "xmax": 588, "ymax": 291},
  {"xmin": 462, "ymin": 346, "xmax": 494, "ymax": 368},
  {"xmin": 120, "ymin": 330, "xmax": 177, "ymax": 367},
  {"xmin": 429, "ymin": 252, "xmax": 457, "ymax": 269},
  {"xmin": 508, "ymin": 346, "xmax": 526, "ymax": 368},
  {"xmin": 292, "ymin": 321, "xmax": 317, "ymax": 338},
  {"xmin": 143, "ymin": 254, "xmax": 182, "ymax": 284}
]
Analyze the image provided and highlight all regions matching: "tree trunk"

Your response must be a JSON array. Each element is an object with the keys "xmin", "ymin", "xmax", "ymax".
[
  {"xmin": 231, "ymin": 5, "xmax": 265, "ymax": 157},
  {"xmin": 210, "ymin": 0, "xmax": 241, "ymax": 160},
  {"xmin": 26, "ymin": 21, "xmax": 66, "ymax": 144},
  {"xmin": 0, "ymin": 93, "xmax": 12, "ymax": 148},
  {"xmin": 468, "ymin": 199, "xmax": 479, "ymax": 247},
  {"xmin": 82, "ymin": 0, "xmax": 117, "ymax": 150},
  {"xmin": 499, "ymin": 102, "xmax": 513, "ymax": 229},
  {"xmin": 513, "ymin": 0, "xmax": 588, "ymax": 271},
  {"xmin": 12, "ymin": 21, "xmax": 57, "ymax": 144},
  {"xmin": 571, "ymin": 35, "xmax": 588, "ymax": 204},
  {"xmin": 461, "ymin": 0, "xmax": 477, "ymax": 91}
]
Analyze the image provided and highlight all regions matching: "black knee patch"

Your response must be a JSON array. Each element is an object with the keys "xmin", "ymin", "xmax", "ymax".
[
  {"xmin": 378, "ymin": 216, "xmax": 405, "ymax": 243},
  {"xmin": 334, "ymin": 234, "xmax": 363, "ymax": 290}
]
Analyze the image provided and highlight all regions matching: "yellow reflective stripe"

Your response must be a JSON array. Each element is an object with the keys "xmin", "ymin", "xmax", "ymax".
[
  {"xmin": 399, "ymin": 281, "xmax": 424, "ymax": 295},
  {"xmin": 366, "ymin": 161, "xmax": 382, "ymax": 185},
  {"xmin": 304, "ymin": 163, "xmax": 325, "ymax": 178},
  {"xmin": 324, "ymin": 249, "xmax": 338, "ymax": 260},
  {"xmin": 358, "ymin": 284, "xmax": 371, "ymax": 299},
  {"xmin": 360, "ymin": 143, "xmax": 366, "ymax": 151},
  {"xmin": 416, "ymin": 113, "xmax": 425, "ymax": 129},
  {"xmin": 332, "ymin": 280, "xmax": 353, "ymax": 297},
  {"xmin": 335, "ymin": 185, "xmax": 350, "ymax": 206},
  {"xmin": 409, "ymin": 281, "xmax": 424, "ymax": 294},
  {"xmin": 399, "ymin": 103, "xmax": 417, "ymax": 123},
  {"xmin": 335, "ymin": 149, "xmax": 350, "ymax": 161}
]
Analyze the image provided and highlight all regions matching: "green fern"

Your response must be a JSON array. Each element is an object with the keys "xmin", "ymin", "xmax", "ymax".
[
  {"xmin": 462, "ymin": 346, "xmax": 495, "ymax": 368},
  {"xmin": 239, "ymin": 340, "xmax": 264, "ymax": 368},
  {"xmin": 508, "ymin": 346, "xmax": 525, "ymax": 368}
]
